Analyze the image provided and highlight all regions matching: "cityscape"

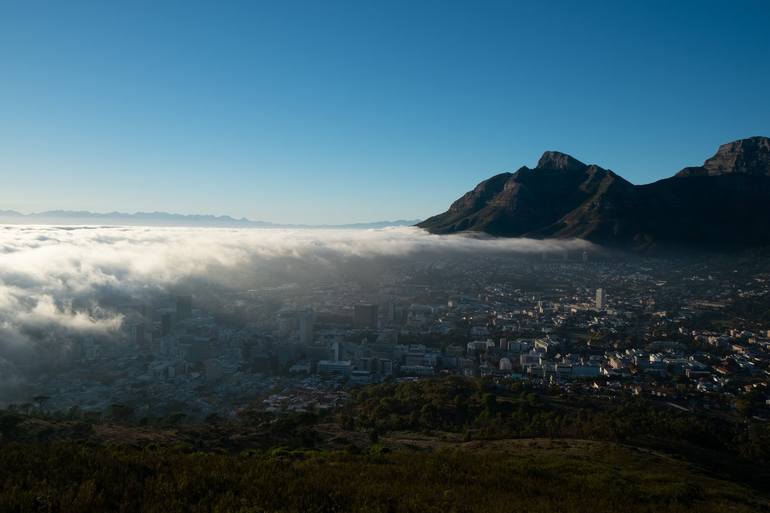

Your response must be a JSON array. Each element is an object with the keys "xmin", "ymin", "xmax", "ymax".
[{"xmin": 14, "ymin": 245, "xmax": 770, "ymax": 423}]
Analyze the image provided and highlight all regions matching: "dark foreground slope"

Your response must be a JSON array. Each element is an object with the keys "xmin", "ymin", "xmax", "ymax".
[
  {"xmin": 419, "ymin": 136, "xmax": 770, "ymax": 251},
  {"xmin": 2, "ymin": 377, "xmax": 770, "ymax": 512},
  {"xmin": 1, "ymin": 440, "xmax": 766, "ymax": 513}
]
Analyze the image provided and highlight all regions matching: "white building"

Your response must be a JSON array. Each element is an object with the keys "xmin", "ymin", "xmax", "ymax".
[{"xmin": 595, "ymin": 288, "xmax": 606, "ymax": 310}]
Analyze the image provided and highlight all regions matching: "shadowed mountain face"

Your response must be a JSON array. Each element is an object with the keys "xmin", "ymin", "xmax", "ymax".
[{"xmin": 418, "ymin": 136, "xmax": 770, "ymax": 250}]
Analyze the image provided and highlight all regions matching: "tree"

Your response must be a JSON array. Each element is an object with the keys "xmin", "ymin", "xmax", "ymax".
[
  {"xmin": 0, "ymin": 413, "xmax": 23, "ymax": 439},
  {"xmin": 107, "ymin": 404, "xmax": 135, "ymax": 423},
  {"xmin": 33, "ymin": 395, "xmax": 50, "ymax": 412},
  {"xmin": 736, "ymin": 397, "xmax": 754, "ymax": 418}
]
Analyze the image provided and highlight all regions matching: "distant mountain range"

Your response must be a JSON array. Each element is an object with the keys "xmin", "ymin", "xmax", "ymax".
[
  {"xmin": 0, "ymin": 209, "xmax": 419, "ymax": 230},
  {"xmin": 418, "ymin": 136, "xmax": 770, "ymax": 251}
]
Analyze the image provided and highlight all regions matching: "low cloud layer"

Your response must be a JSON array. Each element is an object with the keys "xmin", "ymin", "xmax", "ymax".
[{"xmin": 0, "ymin": 224, "xmax": 594, "ymax": 400}]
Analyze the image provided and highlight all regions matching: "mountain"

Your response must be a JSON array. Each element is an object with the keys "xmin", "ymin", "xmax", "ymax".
[
  {"xmin": 418, "ymin": 136, "xmax": 770, "ymax": 250},
  {"xmin": 676, "ymin": 136, "xmax": 770, "ymax": 177},
  {"xmin": 0, "ymin": 210, "xmax": 420, "ymax": 230}
]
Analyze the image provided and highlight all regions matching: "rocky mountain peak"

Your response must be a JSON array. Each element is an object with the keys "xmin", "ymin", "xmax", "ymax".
[
  {"xmin": 536, "ymin": 151, "xmax": 587, "ymax": 172},
  {"xmin": 677, "ymin": 136, "xmax": 770, "ymax": 177}
]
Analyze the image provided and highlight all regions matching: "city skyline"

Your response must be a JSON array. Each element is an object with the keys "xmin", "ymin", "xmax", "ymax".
[{"xmin": 1, "ymin": 1, "xmax": 769, "ymax": 224}]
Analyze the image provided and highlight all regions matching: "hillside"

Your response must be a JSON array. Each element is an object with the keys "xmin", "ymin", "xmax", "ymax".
[
  {"xmin": 2, "ymin": 376, "xmax": 770, "ymax": 512},
  {"xmin": 1, "ymin": 439, "xmax": 766, "ymax": 513}
]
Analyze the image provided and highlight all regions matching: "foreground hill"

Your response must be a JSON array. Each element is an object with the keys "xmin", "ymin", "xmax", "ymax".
[
  {"xmin": 1, "ymin": 439, "xmax": 766, "ymax": 513},
  {"xmin": 419, "ymin": 136, "xmax": 770, "ymax": 251},
  {"xmin": 2, "ymin": 376, "xmax": 770, "ymax": 511}
]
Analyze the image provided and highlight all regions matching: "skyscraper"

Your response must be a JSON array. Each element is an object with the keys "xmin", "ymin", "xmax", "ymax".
[
  {"xmin": 595, "ymin": 288, "xmax": 606, "ymax": 310},
  {"xmin": 298, "ymin": 308, "xmax": 315, "ymax": 344},
  {"xmin": 176, "ymin": 295, "xmax": 192, "ymax": 320},
  {"xmin": 160, "ymin": 311, "xmax": 174, "ymax": 336},
  {"xmin": 354, "ymin": 304, "xmax": 378, "ymax": 329}
]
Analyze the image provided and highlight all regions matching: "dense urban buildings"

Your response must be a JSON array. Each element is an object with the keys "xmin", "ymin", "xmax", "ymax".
[{"xmin": 8, "ymin": 249, "xmax": 770, "ymax": 423}]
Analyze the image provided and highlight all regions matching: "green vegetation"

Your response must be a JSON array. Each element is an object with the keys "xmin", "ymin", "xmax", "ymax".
[
  {"xmin": 348, "ymin": 376, "xmax": 770, "ymax": 461},
  {"xmin": 2, "ymin": 376, "xmax": 770, "ymax": 512},
  {"xmin": 0, "ymin": 440, "xmax": 766, "ymax": 513}
]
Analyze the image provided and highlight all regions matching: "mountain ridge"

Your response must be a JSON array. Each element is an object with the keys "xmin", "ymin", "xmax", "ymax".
[
  {"xmin": 0, "ymin": 210, "xmax": 420, "ymax": 230},
  {"xmin": 419, "ymin": 136, "xmax": 770, "ymax": 250}
]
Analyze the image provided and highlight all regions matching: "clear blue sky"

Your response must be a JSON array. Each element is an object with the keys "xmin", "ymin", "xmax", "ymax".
[{"xmin": 1, "ymin": 1, "xmax": 769, "ymax": 224}]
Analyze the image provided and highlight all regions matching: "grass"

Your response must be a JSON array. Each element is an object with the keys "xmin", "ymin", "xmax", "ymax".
[{"xmin": 0, "ymin": 438, "xmax": 766, "ymax": 513}]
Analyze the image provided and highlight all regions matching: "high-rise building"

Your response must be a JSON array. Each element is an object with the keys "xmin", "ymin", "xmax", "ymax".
[
  {"xmin": 379, "ymin": 359, "xmax": 394, "ymax": 376},
  {"xmin": 331, "ymin": 340, "xmax": 342, "ymax": 361},
  {"xmin": 131, "ymin": 323, "xmax": 147, "ymax": 351},
  {"xmin": 385, "ymin": 301, "xmax": 398, "ymax": 324},
  {"xmin": 298, "ymin": 309, "xmax": 314, "ymax": 344},
  {"xmin": 354, "ymin": 304, "xmax": 378, "ymax": 329},
  {"xmin": 595, "ymin": 288, "xmax": 606, "ymax": 310},
  {"xmin": 160, "ymin": 311, "xmax": 174, "ymax": 336},
  {"xmin": 176, "ymin": 295, "xmax": 192, "ymax": 320},
  {"xmin": 183, "ymin": 337, "xmax": 210, "ymax": 363}
]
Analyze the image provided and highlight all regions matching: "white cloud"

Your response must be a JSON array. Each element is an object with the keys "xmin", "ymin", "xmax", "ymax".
[
  {"xmin": 0, "ymin": 224, "xmax": 595, "ymax": 398},
  {"xmin": 0, "ymin": 224, "xmax": 595, "ymax": 296}
]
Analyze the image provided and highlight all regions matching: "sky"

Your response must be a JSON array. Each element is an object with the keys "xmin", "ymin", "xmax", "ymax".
[{"xmin": 0, "ymin": 1, "xmax": 769, "ymax": 224}]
